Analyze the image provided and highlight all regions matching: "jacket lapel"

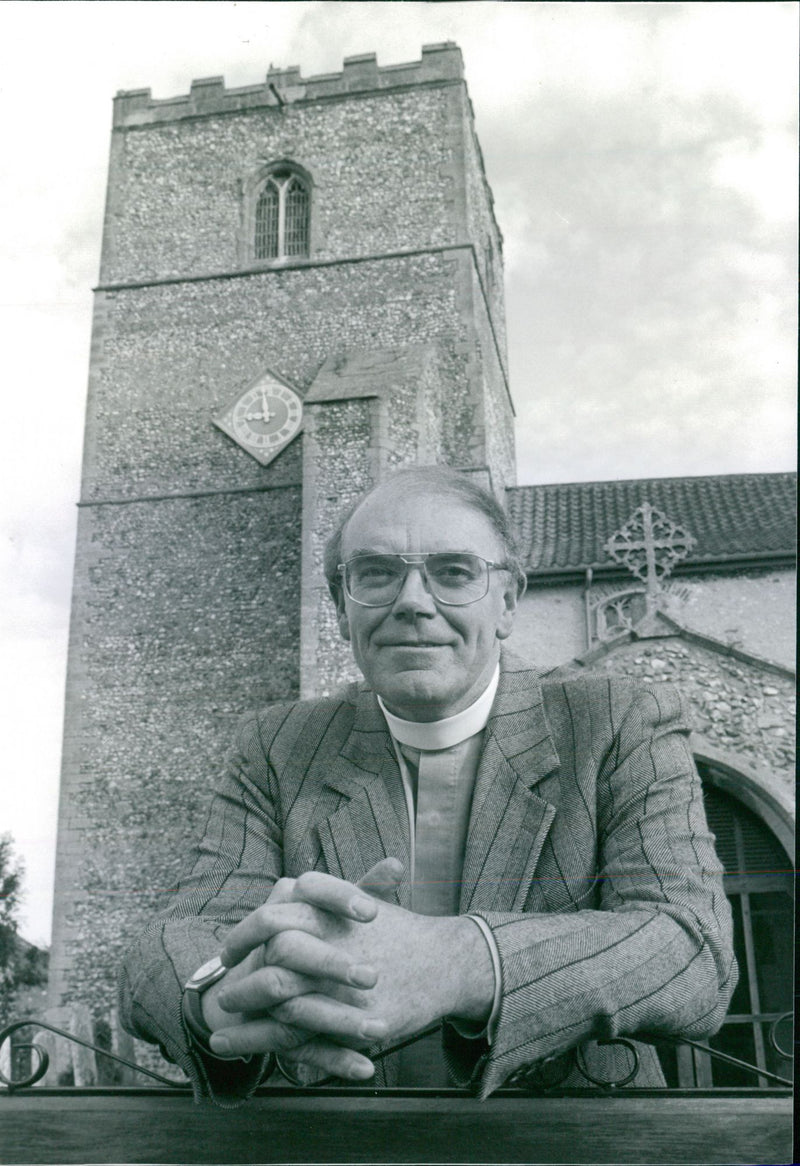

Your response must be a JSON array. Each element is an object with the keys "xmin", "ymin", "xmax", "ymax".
[
  {"xmin": 313, "ymin": 656, "xmax": 561, "ymax": 915},
  {"xmin": 317, "ymin": 688, "xmax": 412, "ymax": 908},
  {"xmin": 460, "ymin": 655, "xmax": 560, "ymax": 912}
]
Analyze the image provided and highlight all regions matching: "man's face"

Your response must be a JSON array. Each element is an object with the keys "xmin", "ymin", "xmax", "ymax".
[{"xmin": 336, "ymin": 486, "xmax": 520, "ymax": 721}]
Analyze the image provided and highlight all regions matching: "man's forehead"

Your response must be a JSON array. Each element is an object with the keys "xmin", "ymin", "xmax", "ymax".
[{"xmin": 341, "ymin": 485, "xmax": 502, "ymax": 554}]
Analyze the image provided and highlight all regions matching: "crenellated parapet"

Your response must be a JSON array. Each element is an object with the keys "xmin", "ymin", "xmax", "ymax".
[{"xmin": 113, "ymin": 42, "xmax": 463, "ymax": 127}]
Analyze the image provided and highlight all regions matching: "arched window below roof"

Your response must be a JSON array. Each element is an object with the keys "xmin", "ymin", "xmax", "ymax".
[
  {"xmin": 655, "ymin": 769, "xmax": 793, "ymax": 1089},
  {"xmin": 254, "ymin": 167, "xmax": 310, "ymax": 260}
]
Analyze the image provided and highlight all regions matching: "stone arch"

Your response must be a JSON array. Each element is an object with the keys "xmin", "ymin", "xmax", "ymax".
[
  {"xmin": 239, "ymin": 159, "xmax": 314, "ymax": 264},
  {"xmin": 690, "ymin": 733, "xmax": 794, "ymax": 858}
]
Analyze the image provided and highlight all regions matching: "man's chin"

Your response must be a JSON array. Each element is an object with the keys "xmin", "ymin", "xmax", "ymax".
[{"xmin": 374, "ymin": 669, "xmax": 457, "ymax": 720}]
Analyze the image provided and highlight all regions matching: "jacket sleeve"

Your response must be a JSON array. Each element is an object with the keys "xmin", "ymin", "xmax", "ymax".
[
  {"xmin": 466, "ymin": 682, "xmax": 737, "ymax": 1098},
  {"xmin": 118, "ymin": 708, "xmax": 285, "ymax": 1106}
]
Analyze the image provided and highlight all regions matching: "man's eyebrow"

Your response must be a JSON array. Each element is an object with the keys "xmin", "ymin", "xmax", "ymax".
[
  {"xmin": 342, "ymin": 548, "xmax": 474, "ymax": 558},
  {"xmin": 342, "ymin": 546, "xmax": 389, "ymax": 559}
]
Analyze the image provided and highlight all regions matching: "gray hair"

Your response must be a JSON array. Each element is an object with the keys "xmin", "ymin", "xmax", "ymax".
[{"xmin": 323, "ymin": 466, "xmax": 526, "ymax": 603}]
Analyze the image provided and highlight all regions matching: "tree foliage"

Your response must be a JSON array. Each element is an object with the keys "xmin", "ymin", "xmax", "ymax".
[
  {"xmin": 0, "ymin": 835, "xmax": 22, "ymax": 959},
  {"xmin": 0, "ymin": 834, "xmax": 47, "ymax": 1026}
]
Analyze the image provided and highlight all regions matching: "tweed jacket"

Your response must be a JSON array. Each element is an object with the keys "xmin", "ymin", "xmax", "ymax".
[{"xmin": 119, "ymin": 653, "xmax": 736, "ymax": 1103}]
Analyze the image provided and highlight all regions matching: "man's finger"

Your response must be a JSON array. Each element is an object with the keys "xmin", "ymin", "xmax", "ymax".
[
  {"xmin": 221, "ymin": 901, "xmax": 327, "ymax": 967},
  {"xmin": 210, "ymin": 1020, "xmax": 375, "ymax": 1080},
  {"xmin": 357, "ymin": 857, "xmax": 405, "ymax": 903},
  {"xmin": 263, "ymin": 930, "xmax": 377, "ymax": 988},
  {"xmin": 218, "ymin": 934, "xmax": 376, "ymax": 1012},
  {"xmin": 282, "ymin": 1040, "xmax": 376, "ymax": 1082},
  {"xmin": 221, "ymin": 862, "xmax": 404, "ymax": 967},
  {"xmin": 266, "ymin": 877, "xmax": 297, "ymax": 905},
  {"xmin": 270, "ymin": 993, "xmax": 388, "ymax": 1043},
  {"xmin": 292, "ymin": 870, "xmax": 379, "ymax": 921},
  {"xmin": 290, "ymin": 859, "xmax": 404, "ymax": 916},
  {"xmin": 216, "ymin": 963, "xmax": 318, "ymax": 1012}
]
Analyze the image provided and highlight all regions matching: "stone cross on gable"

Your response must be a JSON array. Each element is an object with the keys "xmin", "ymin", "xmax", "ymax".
[{"xmin": 603, "ymin": 501, "xmax": 696, "ymax": 612}]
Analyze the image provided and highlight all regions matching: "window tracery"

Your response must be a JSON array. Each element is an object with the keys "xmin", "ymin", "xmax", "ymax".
[{"xmin": 254, "ymin": 167, "xmax": 310, "ymax": 260}]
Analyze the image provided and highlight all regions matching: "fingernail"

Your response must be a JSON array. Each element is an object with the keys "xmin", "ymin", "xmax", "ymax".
[
  {"xmin": 210, "ymin": 1034, "xmax": 231, "ymax": 1055},
  {"xmin": 350, "ymin": 896, "xmax": 374, "ymax": 920},
  {"xmin": 360, "ymin": 1018, "xmax": 387, "ymax": 1039},
  {"xmin": 348, "ymin": 963, "xmax": 377, "ymax": 987},
  {"xmin": 348, "ymin": 1055, "xmax": 375, "ymax": 1079}
]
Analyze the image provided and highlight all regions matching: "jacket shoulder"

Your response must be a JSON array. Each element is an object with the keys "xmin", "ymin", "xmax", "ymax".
[
  {"xmin": 539, "ymin": 672, "xmax": 689, "ymax": 736},
  {"xmin": 502, "ymin": 648, "xmax": 640, "ymax": 703},
  {"xmin": 234, "ymin": 690, "xmax": 358, "ymax": 759}
]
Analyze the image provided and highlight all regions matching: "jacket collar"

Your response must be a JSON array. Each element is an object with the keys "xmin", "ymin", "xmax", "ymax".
[
  {"xmin": 317, "ymin": 649, "xmax": 561, "ymax": 910},
  {"xmin": 333, "ymin": 648, "xmax": 558, "ymax": 780},
  {"xmin": 481, "ymin": 648, "xmax": 560, "ymax": 783}
]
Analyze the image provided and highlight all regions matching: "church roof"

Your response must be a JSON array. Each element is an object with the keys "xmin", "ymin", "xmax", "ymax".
[{"xmin": 506, "ymin": 472, "xmax": 797, "ymax": 577}]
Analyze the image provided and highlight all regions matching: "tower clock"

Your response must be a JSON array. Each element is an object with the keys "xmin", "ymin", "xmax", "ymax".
[{"xmin": 213, "ymin": 370, "xmax": 303, "ymax": 465}]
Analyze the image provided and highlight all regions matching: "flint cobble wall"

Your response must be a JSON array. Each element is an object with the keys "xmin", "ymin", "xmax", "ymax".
[
  {"xmin": 84, "ymin": 254, "xmax": 471, "ymax": 502},
  {"xmin": 50, "ymin": 486, "xmax": 302, "ymax": 1014},
  {"xmin": 585, "ymin": 638, "xmax": 795, "ymax": 797},
  {"xmin": 103, "ymin": 86, "xmax": 461, "ymax": 284}
]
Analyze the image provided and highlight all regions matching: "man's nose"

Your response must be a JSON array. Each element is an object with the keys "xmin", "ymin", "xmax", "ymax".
[{"xmin": 391, "ymin": 565, "xmax": 437, "ymax": 616}]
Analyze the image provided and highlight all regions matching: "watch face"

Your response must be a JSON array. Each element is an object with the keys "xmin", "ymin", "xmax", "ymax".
[
  {"xmin": 214, "ymin": 372, "xmax": 303, "ymax": 465},
  {"xmin": 185, "ymin": 955, "xmax": 227, "ymax": 992}
]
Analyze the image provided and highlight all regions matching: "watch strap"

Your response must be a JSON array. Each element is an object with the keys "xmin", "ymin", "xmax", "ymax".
[
  {"xmin": 182, "ymin": 982, "xmax": 217, "ymax": 1053},
  {"xmin": 182, "ymin": 956, "xmax": 254, "ymax": 1064}
]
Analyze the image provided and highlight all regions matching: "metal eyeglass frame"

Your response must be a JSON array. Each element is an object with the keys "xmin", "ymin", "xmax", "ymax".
[{"xmin": 337, "ymin": 552, "xmax": 514, "ymax": 607}]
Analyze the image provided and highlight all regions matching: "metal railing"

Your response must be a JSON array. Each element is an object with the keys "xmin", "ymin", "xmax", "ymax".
[{"xmin": 0, "ymin": 1013, "xmax": 792, "ymax": 1094}]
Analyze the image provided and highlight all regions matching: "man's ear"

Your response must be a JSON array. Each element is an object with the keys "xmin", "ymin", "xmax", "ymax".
[
  {"xmin": 496, "ymin": 572, "xmax": 526, "ymax": 641},
  {"xmin": 331, "ymin": 585, "xmax": 351, "ymax": 642}
]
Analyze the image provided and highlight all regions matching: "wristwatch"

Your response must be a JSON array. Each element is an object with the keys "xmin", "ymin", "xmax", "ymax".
[{"xmin": 183, "ymin": 955, "xmax": 234, "ymax": 1056}]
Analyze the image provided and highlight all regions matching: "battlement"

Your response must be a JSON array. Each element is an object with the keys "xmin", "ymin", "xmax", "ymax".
[{"xmin": 113, "ymin": 42, "xmax": 463, "ymax": 127}]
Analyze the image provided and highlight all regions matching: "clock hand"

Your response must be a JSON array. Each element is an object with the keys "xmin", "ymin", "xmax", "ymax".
[{"xmin": 261, "ymin": 391, "xmax": 272, "ymax": 423}]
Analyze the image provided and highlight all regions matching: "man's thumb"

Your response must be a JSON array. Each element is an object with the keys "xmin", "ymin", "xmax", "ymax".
[{"xmin": 357, "ymin": 857, "xmax": 404, "ymax": 902}]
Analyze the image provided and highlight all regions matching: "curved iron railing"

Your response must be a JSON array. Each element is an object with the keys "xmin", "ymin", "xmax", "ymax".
[
  {"xmin": 0, "ymin": 1013, "xmax": 792, "ymax": 1094},
  {"xmin": 504, "ymin": 1023, "xmax": 793, "ymax": 1093},
  {"xmin": 0, "ymin": 1019, "xmax": 183, "ymax": 1091}
]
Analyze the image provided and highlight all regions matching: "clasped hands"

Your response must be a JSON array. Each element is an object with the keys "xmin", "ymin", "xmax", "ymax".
[{"xmin": 201, "ymin": 858, "xmax": 493, "ymax": 1082}]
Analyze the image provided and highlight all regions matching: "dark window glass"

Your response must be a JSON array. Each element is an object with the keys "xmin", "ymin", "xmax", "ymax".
[
  {"xmin": 708, "ymin": 1024, "xmax": 758, "ymax": 1087},
  {"xmin": 254, "ymin": 170, "xmax": 309, "ymax": 260},
  {"xmin": 284, "ymin": 177, "xmax": 310, "ymax": 256},
  {"xmin": 255, "ymin": 181, "xmax": 280, "ymax": 259},
  {"xmin": 750, "ymin": 892, "xmax": 793, "ymax": 1013},
  {"xmin": 695, "ymin": 771, "xmax": 793, "ymax": 1088},
  {"xmin": 726, "ymin": 895, "xmax": 751, "ymax": 1015}
]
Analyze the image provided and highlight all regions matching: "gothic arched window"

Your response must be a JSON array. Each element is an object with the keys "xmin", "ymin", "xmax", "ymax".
[
  {"xmin": 656, "ymin": 770, "xmax": 793, "ymax": 1089},
  {"xmin": 254, "ymin": 168, "xmax": 310, "ymax": 260}
]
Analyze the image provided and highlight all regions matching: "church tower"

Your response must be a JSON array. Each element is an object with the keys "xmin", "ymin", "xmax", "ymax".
[{"xmin": 49, "ymin": 44, "xmax": 514, "ymax": 1019}]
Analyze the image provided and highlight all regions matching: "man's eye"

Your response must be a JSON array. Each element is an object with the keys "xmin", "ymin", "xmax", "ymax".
[
  {"xmin": 355, "ymin": 561, "xmax": 400, "ymax": 583},
  {"xmin": 431, "ymin": 559, "xmax": 479, "ymax": 583}
]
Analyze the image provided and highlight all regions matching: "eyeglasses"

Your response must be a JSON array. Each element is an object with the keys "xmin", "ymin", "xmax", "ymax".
[{"xmin": 337, "ymin": 552, "xmax": 512, "ymax": 608}]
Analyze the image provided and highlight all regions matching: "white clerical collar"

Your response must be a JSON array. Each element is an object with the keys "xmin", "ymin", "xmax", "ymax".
[{"xmin": 377, "ymin": 665, "xmax": 500, "ymax": 751}]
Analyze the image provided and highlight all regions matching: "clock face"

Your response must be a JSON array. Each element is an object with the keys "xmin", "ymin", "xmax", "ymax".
[{"xmin": 213, "ymin": 372, "xmax": 303, "ymax": 465}]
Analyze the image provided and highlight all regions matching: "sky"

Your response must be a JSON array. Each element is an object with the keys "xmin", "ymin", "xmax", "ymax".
[{"xmin": 0, "ymin": 1, "xmax": 796, "ymax": 944}]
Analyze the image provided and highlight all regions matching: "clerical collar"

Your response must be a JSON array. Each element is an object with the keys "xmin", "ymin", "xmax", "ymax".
[{"xmin": 377, "ymin": 665, "xmax": 500, "ymax": 751}]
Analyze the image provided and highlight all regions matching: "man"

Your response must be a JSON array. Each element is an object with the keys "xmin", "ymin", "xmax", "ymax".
[{"xmin": 120, "ymin": 466, "xmax": 736, "ymax": 1102}]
